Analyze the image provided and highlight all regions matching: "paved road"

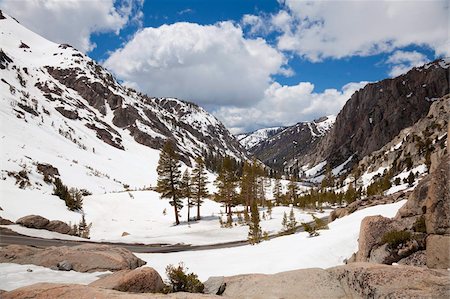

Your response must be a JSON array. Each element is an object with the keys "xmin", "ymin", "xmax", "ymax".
[{"xmin": 0, "ymin": 216, "xmax": 329, "ymax": 253}]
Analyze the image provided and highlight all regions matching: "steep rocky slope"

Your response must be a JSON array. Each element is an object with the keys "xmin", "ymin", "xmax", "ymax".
[
  {"xmin": 248, "ymin": 116, "xmax": 335, "ymax": 173},
  {"xmin": 293, "ymin": 60, "xmax": 449, "ymax": 176},
  {"xmin": 0, "ymin": 11, "xmax": 246, "ymax": 192}
]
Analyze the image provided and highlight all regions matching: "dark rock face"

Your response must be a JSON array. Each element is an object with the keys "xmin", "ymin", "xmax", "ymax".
[
  {"xmin": 55, "ymin": 107, "xmax": 79, "ymax": 120},
  {"xmin": 249, "ymin": 118, "xmax": 333, "ymax": 172},
  {"xmin": 299, "ymin": 59, "xmax": 449, "ymax": 170},
  {"xmin": 36, "ymin": 163, "xmax": 60, "ymax": 178}
]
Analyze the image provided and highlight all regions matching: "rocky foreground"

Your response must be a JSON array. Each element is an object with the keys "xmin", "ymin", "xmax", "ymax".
[{"xmin": 2, "ymin": 262, "xmax": 449, "ymax": 299}]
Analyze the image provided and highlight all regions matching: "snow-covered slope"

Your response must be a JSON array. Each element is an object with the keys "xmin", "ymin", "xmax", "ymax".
[
  {"xmin": 236, "ymin": 126, "xmax": 285, "ymax": 150},
  {"xmin": 0, "ymin": 11, "xmax": 246, "ymax": 195}
]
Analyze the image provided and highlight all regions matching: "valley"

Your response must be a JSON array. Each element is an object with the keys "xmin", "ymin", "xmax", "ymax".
[{"xmin": 0, "ymin": 4, "xmax": 449, "ymax": 299}]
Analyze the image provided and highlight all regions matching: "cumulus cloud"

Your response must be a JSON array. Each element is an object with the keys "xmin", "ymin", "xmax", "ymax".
[
  {"xmin": 386, "ymin": 50, "xmax": 430, "ymax": 77},
  {"xmin": 275, "ymin": 0, "xmax": 449, "ymax": 61},
  {"xmin": 0, "ymin": 0, "xmax": 143, "ymax": 52},
  {"xmin": 104, "ymin": 21, "xmax": 288, "ymax": 108},
  {"xmin": 213, "ymin": 81, "xmax": 368, "ymax": 134}
]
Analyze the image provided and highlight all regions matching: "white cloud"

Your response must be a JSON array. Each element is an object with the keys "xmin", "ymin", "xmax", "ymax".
[
  {"xmin": 275, "ymin": 0, "xmax": 449, "ymax": 61},
  {"xmin": 104, "ymin": 21, "xmax": 288, "ymax": 108},
  {"xmin": 213, "ymin": 81, "xmax": 368, "ymax": 134},
  {"xmin": 0, "ymin": 0, "xmax": 143, "ymax": 53},
  {"xmin": 386, "ymin": 50, "xmax": 430, "ymax": 77}
]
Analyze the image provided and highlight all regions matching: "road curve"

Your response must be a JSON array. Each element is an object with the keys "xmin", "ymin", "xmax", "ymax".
[{"xmin": 0, "ymin": 216, "xmax": 328, "ymax": 253}]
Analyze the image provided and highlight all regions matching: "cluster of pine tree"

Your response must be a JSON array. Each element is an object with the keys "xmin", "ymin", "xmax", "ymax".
[
  {"xmin": 156, "ymin": 141, "xmax": 209, "ymax": 225},
  {"xmin": 53, "ymin": 178, "xmax": 83, "ymax": 211}
]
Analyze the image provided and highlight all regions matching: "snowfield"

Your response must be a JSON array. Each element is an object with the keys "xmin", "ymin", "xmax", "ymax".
[
  {"xmin": 0, "ymin": 263, "xmax": 109, "ymax": 291},
  {"xmin": 0, "ymin": 182, "xmax": 327, "ymax": 245},
  {"xmin": 137, "ymin": 200, "xmax": 406, "ymax": 281}
]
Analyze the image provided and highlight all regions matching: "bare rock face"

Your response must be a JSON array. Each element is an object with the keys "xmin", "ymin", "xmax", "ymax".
[
  {"xmin": 425, "ymin": 154, "xmax": 450, "ymax": 235},
  {"xmin": 0, "ymin": 244, "xmax": 146, "ymax": 272},
  {"xmin": 222, "ymin": 268, "xmax": 347, "ymax": 298},
  {"xmin": 90, "ymin": 267, "xmax": 165, "ymax": 293},
  {"xmin": 328, "ymin": 262, "xmax": 450, "ymax": 299},
  {"xmin": 397, "ymin": 250, "xmax": 427, "ymax": 267},
  {"xmin": 356, "ymin": 216, "xmax": 397, "ymax": 262},
  {"xmin": 16, "ymin": 215, "xmax": 49, "ymax": 229},
  {"xmin": 426, "ymin": 235, "xmax": 450, "ymax": 269},
  {"xmin": 396, "ymin": 175, "xmax": 430, "ymax": 219},
  {"xmin": 2, "ymin": 283, "xmax": 217, "ymax": 299}
]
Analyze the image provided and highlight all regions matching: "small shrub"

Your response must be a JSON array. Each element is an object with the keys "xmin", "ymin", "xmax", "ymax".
[
  {"xmin": 381, "ymin": 230, "xmax": 412, "ymax": 249},
  {"xmin": 165, "ymin": 263, "xmax": 204, "ymax": 293}
]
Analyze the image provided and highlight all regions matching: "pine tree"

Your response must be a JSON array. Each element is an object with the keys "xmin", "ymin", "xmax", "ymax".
[
  {"xmin": 287, "ymin": 176, "xmax": 299, "ymax": 204},
  {"xmin": 288, "ymin": 207, "xmax": 297, "ymax": 232},
  {"xmin": 282, "ymin": 211, "xmax": 289, "ymax": 232},
  {"xmin": 266, "ymin": 199, "xmax": 273, "ymax": 219},
  {"xmin": 321, "ymin": 164, "xmax": 335, "ymax": 189},
  {"xmin": 181, "ymin": 169, "xmax": 193, "ymax": 222},
  {"xmin": 248, "ymin": 201, "xmax": 262, "ymax": 244},
  {"xmin": 407, "ymin": 171, "xmax": 415, "ymax": 187},
  {"xmin": 215, "ymin": 156, "xmax": 238, "ymax": 224},
  {"xmin": 273, "ymin": 178, "xmax": 282, "ymax": 204},
  {"xmin": 156, "ymin": 140, "xmax": 183, "ymax": 225},
  {"xmin": 191, "ymin": 157, "xmax": 208, "ymax": 220}
]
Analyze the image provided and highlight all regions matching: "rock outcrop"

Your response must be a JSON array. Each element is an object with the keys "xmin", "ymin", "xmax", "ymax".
[
  {"xmin": 16, "ymin": 215, "xmax": 49, "ymax": 229},
  {"xmin": 0, "ymin": 244, "xmax": 146, "ymax": 272},
  {"xmin": 90, "ymin": 267, "xmax": 165, "ymax": 293},
  {"xmin": 2, "ymin": 283, "xmax": 218, "ymax": 299},
  {"xmin": 15, "ymin": 215, "xmax": 73, "ymax": 235}
]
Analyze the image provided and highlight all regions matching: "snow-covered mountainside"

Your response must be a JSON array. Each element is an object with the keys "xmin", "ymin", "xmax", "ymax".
[
  {"xmin": 236, "ymin": 126, "xmax": 285, "ymax": 150},
  {"xmin": 248, "ymin": 116, "xmax": 336, "ymax": 172},
  {"xmin": 0, "ymin": 11, "xmax": 246, "ymax": 193}
]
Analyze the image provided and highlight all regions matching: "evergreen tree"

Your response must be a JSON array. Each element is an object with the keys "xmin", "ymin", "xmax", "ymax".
[
  {"xmin": 288, "ymin": 207, "xmax": 297, "ymax": 232},
  {"xmin": 240, "ymin": 161, "xmax": 256, "ymax": 212},
  {"xmin": 282, "ymin": 211, "xmax": 288, "ymax": 232},
  {"xmin": 287, "ymin": 176, "xmax": 299, "ymax": 204},
  {"xmin": 321, "ymin": 164, "xmax": 335, "ymax": 189},
  {"xmin": 215, "ymin": 156, "xmax": 238, "ymax": 224},
  {"xmin": 273, "ymin": 178, "xmax": 282, "ymax": 204},
  {"xmin": 266, "ymin": 199, "xmax": 273, "ymax": 219},
  {"xmin": 181, "ymin": 169, "xmax": 193, "ymax": 222},
  {"xmin": 407, "ymin": 171, "xmax": 415, "ymax": 187},
  {"xmin": 248, "ymin": 201, "xmax": 262, "ymax": 244},
  {"xmin": 191, "ymin": 157, "xmax": 208, "ymax": 220},
  {"xmin": 156, "ymin": 140, "xmax": 183, "ymax": 225}
]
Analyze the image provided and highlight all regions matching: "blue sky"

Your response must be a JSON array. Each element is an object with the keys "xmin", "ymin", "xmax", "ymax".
[{"xmin": 1, "ymin": 0, "xmax": 447, "ymax": 133}]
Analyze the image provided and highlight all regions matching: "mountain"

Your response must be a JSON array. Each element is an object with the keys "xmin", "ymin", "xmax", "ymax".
[
  {"xmin": 0, "ymin": 11, "xmax": 246, "ymax": 193},
  {"xmin": 236, "ymin": 126, "xmax": 285, "ymax": 150},
  {"xmin": 247, "ymin": 116, "xmax": 335, "ymax": 173},
  {"xmin": 291, "ymin": 59, "xmax": 450, "ymax": 178}
]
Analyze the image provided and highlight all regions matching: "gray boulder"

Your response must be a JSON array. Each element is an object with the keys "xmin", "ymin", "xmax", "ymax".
[
  {"xmin": 203, "ymin": 276, "xmax": 226, "ymax": 295},
  {"xmin": 57, "ymin": 260, "xmax": 73, "ymax": 271},
  {"xmin": 46, "ymin": 220, "xmax": 72, "ymax": 235}
]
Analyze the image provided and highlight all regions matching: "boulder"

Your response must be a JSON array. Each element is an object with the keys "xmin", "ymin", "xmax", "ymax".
[
  {"xmin": 2, "ymin": 283, "xmax": 218, "ymax": 299},
  {"xmin": 203, "ymin": 276, "xmax": 226, "ymax": 295},
  {"xmin": 397, "ymin": 250, "xmax": 426, "ymax": 267},
  {"xmin": 396, "ymin": 175, "xmax": 430, "ymax": 219},
  {"xmin": 368, "ymin": 244, "xmax": 393, "ymax": 264},
  {"xmin": 16, "ymin": 215, "xmax": 49, "ymax": 229},
  {"xmin": 426, "ymin": 234, "xmax": 450, "ymax": 269},
  {"xmin": 222, "ymin": 268, "xmax": 347, "ymax": 298},
  {"xmin": 89, "ymin": 267, "xmax": 165, "ymax": 293},
  {"xmin": 0, "ymin": 216, "xmax": 14, "ymax": 225},
  {"xmin": 328, "ymin": 262, "xmax": 450, "ymax": 298},
  {"xmin": 425, "ymin": 154, "xmax": 450, "ymax": 235},
  {"xmin": 356, "ymin": 216, "xmax": 397, "ymax": 262},
  {"xmin": 57, "ymin": 260, "xmax": 73, "ymax": 271},
  {"xmin": 46, "ymin": 220, "xmax": 72, "ymax": 235},
  {"xmin": 0, "ymin": 244, "xmax": 146, "ymax": 272}
]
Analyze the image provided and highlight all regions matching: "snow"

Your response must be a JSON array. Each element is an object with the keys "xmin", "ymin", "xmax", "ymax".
[
  {"xmin": 0, "ymin": 263, "xmax": 109, "ymax": 291},
  {"xmin": 314, "ymin": 115, "xmax": 336, "ymax": 135},
  {"xmin": 136, "ymin": 200, "xmax": 406, "ymax": 281},
  {"xmin": 332, "ymin": 155, "xmax": 353, "ymax": 176},
  {"xmin": 237, "ymin": 127, "xmax": 284, "ymax": 149},
  {"xmin": 304, "ymin": 161, "xmax": 326, "ymax": 177},
  {"xmin": 385, "ymin": 164, "xmax": 427, "ymax": 195},
  {"xmin": 0, "ymin": 186, "xmax": 328, "ymax": 245},
  {"xmin": 359, "ymin": 166, "xmax": 390, "ymax": 188}
]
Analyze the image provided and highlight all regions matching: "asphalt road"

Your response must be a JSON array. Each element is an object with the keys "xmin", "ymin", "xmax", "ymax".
[{"xmin": 0, "ymin": 216, "xmax": 329, "ymax": 253}]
